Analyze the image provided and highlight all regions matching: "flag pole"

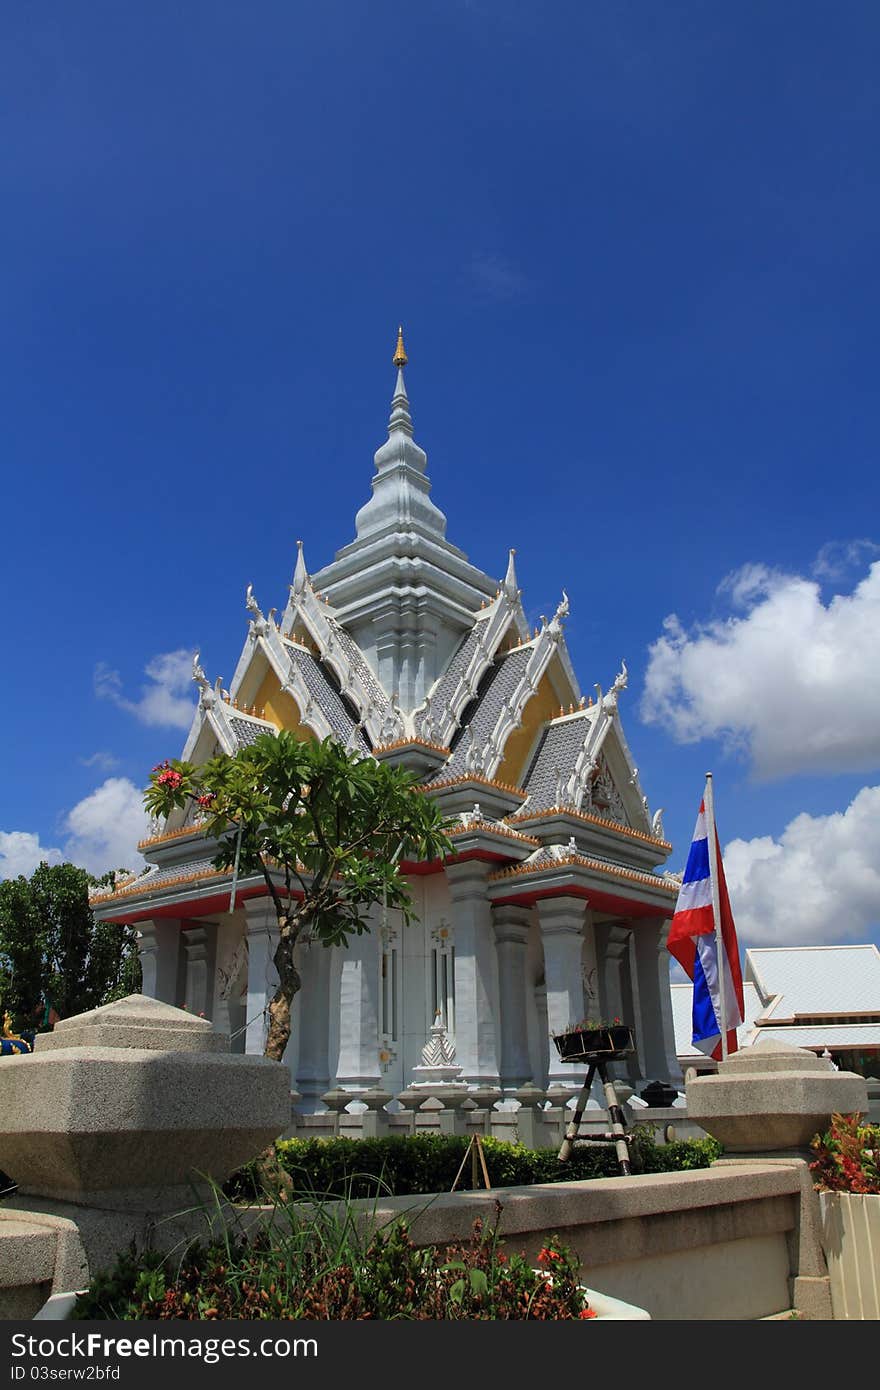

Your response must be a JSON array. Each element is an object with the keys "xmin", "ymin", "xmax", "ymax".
[{"xmin": 704, "ymin": 772, "xmax": 728, "ymax": 1062}]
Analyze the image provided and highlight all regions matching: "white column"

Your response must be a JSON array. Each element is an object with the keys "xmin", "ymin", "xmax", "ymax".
[
  {"xmin": 633, "ymin": 917, "xmax": 684, "ymax": 1085},
  {"xmin": 136, "ymin": 919, "xmax": 180, "ymax": 1005},
  {"xmin": 181, "ymin": 923, "xmax": 215, "ymax": 1020},
  {"xmin": 244, "ymin": 898, "xmax": 279, "ymax": 1057},
  {"xmin": 537, "ymin": 895, "xmax": 586, "ymax": 1088},
  {"xmin": 374, "ymin": 620, "xmax": 400, "ymax": 706},
  {"xmin": 398, "ymin": 603, "xmax": 419, "ymax": 710},
  {"xmin": 334, "ymin": 915, "xmax": 383, "ymax": 1091},
  {"xmin": 531, "ymin": 982, "xmax": 549, "ymax": 1090},
  {"xmin": 416, "ymin": 622, "xmax": 437, "ymax": 707},
  {"xmin": 596, "ymin": 921, "xmax": 642, "ymax": 1086},
  {"xmin": 582, "ymin": 910, "xmax": 600, "ymax": 1012},
  {"xmin": 492, "ymin": 902, "xmax": 533, "ymax": 1092},
  {"xmin": 295, "ymin": 935, "xmax": 333, "ymax": 1109},
  {"xmin": 446, "ymin": 861, "xmax": 500, "ymax": 1087}
]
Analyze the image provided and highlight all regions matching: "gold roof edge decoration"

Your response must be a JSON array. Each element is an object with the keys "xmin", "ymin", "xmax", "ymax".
[
  {"xmin": 137, "ymin": 822, "xmax": 208, "ymax": 851},
  {"xmin": 507, "ymin": 805, "xmax": 672, "ymax": 850},
  {"xmin": 489, "ymin": 853, "xmax": 680, "ymax": 892},
  {"xmin": 373, "ymin": 736, "xmax": 451, "ymax": 756},
  {"xmin": 393, "ymin": 324, "xmax": 408, "ymax": 368},
  {"xmin": 447, "ymin": 820, "xmax": 541, "ymax": 846},
  {"xmin": 423, "ymin": 773, "xmax": 527, "ymax": 797},
  {"xmin": 90, "ymin": 855, "xmax": 315, "ymax": 906},
  {"xmin": 90, "ymin": 866, "xmax": 224, "ymax": 905}
]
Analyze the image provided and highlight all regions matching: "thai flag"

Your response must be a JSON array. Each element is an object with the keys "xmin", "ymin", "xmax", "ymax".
[{"xmin": 667, "ymin": 785, "xmax": 744, "ymax": 1061}]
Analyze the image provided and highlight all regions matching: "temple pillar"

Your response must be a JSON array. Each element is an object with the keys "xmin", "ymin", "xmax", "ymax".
[
  {"xmin": 596, "ymin": 920, "xmax": 642, "ymax": 1085},
  {"xmin": 136, "ymin": 920, "xmax": 180, "ymax": 1006},
  {"xmin": 537, "ymin": 895, "xmax": 586, "ymax": 1088},
  {"xmin": 333, "ymin": 914, "xmax": 383, "ymax": 1091},
  {"xmin": 416, "ymin": 622, "xmax": 437, "ymax": 705},
  {"xmin": 180, "ymin": 922, "xmax": 216, "ymax": 1021},
  {"xmin": 446, "ymin": 861, "xmax": 500, "ymax": 1086},
  {"xmin": 295, "ymin": 936, "xmax": 333, "ymax": 1110},
  {"xmin": 374, "ymin": 619, "xmax": 399, "ymax": 709},
  {"xmin": 398, "ymin": 604, "xmax": 419, "ymax": 710},
  {"xmin": 532, "ymin": 982, "xmax": 549, "ymax": 1089},
  {"xmin": 491, "ymin": 902, "xmax": 533, "ymax": 1092},
  {"xmin": 244, "ymin": 899, "xmax": 279, "ymax": 1058},
  {"xmin": 633, "ymin": 917, "xmax": 683, "ymax": 1085}
]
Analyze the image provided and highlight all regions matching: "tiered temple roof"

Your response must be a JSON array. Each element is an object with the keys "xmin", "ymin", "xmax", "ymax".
[{"xmin": 92, "ymin": 331, "xmax": 674, "ymax": 918}]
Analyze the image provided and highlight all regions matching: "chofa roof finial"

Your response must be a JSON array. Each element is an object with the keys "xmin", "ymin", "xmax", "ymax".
[
  {"xmin": 292, "ymin": 539, "xmax": 308, "ymax": 598},
  {"xmin": 393, "ymin": 324, "xmax": 408, "ymax": 369},
  {"xmin": 502, "ymin": 547, "xmax": 520, "ymax": 602}
]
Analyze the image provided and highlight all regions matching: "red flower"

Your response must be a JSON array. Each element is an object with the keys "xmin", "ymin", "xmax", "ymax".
[
  {"xmin": 197, "ymin": 793, "xmax": 215, "ymax": 809},
  {"xmin": 537, "ymin": 1248, "xmax": 562, "ymax": 1265},
  {"xmin": 579, "ymin": 1307, "xmax": 598, "ymax": 1319},
  {"xmin": 156, "ymin": 768, "xmax": 183, "ymax": 791}
]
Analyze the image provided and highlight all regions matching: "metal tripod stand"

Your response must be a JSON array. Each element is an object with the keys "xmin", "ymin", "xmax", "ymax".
[{"xmin": 557, "ymin": 1057, "xmax": 633, "ymax": 1175}]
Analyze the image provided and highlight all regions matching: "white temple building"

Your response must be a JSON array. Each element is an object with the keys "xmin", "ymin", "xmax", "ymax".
[{"xmin": 92, "ymin": 330, "xmax": 683, "ymax": 1109}]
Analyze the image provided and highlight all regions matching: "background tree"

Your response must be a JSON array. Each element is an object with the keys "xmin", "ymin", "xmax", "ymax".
[
  {"xmin": 0, "ymin": 862, "xmax": 141, "ymax": 1032},
  {"xmin": 145, "ymin": 731, "xmax": 452, "ymax": 1062}
]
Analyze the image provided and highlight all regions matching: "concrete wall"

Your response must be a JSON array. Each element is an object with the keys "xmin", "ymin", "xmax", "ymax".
[
  {"xmin": 3, "ymin": 1159, "xmax": 822, "ymax": 1320},
  {"xmin": 264, "ymin": 1163, "xmax": 818, "ymax": 1321}
]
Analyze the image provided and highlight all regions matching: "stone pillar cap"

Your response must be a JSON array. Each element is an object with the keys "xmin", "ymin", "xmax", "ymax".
[
  {"xmin": 717, "ymin": 1040, "xmax": 837, "ymax": 1077},
  {"xmin": 35, "ymin": 994, "xmax": 228, "ymax": 1054},
  {"xmin": 685, "ymin": 1037, "xmax": 868, "ymax": 1154}
]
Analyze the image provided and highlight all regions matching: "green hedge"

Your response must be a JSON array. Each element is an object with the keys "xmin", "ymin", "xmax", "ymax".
[{"xmin": 226, "ymin": 1130, "xmax": 722, "ymax": 1202}]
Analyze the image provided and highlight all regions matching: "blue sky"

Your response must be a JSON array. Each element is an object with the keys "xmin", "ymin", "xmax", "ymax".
[{"xmin": 2, "ymin": 2, "xmax": 879, "ymax": 952}]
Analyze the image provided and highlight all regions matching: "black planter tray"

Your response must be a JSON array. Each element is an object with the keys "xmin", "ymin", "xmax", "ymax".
[{"xmin": 552, "ymin": 1025, "xmax": 635, "ymax": 1063}]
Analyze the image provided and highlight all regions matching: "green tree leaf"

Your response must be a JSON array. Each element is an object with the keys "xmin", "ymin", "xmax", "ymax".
[{"xmin": 0, "ymin": 862, "xmax": 142, "ymax": 1031}]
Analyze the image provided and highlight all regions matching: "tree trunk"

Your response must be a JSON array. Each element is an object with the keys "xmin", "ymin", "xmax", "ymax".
[
  {"xmin": 255, "ymin": 915, "xmax": 303, "ymax": 1197},
  {"xmin": 263, "ymin": 916, "xmax": 303, "ymax": 1062},
  {"xmin": 264, "ymin": 989, "xmax": 292, "ymax": 1063}
]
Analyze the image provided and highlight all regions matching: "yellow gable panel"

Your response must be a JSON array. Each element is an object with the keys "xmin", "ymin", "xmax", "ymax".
[
  {"xmin": 252, "ymin": 667, "xmax": 314, "ymax": 740},
  {"xmin": 495, "ymin": 670, "xmax": 562, "ymax": 788}
]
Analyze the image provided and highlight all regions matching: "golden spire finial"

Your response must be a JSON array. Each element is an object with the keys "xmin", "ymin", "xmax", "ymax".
[{"xmin": 393, "ymin": 324, "xmax": 408, "ymax": 368}]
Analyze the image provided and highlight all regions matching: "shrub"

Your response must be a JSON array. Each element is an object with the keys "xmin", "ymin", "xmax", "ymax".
[
  {"xmin": 637, "ymin": 1134, "xmax": 722, "ymax": 1173},
  {"xmin": 810, "ymin": 1113, "xmax": 880, "ymax": 1195},
  {"xmin": 72, "ymin": 1200, "xmax": 599, "ymax": 1320},
  {"xmin": 225, "ymin": 1130, "xmax": 721, "ymax": 1203}
]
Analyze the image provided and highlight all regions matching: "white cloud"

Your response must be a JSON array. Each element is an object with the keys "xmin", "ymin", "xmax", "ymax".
[
  {"xmin": 95, "ymin": 649, "xmax": 195, "ymax": 730},
  {"xmin": 716, "ymin": 562, "xmax": 783, "ymax": 609},
  {"xmin": 62, "ymin": 778, "xmax": 150, "ymax": 877},
  {"xmin": 1, "ymin": 778, "xmax": 150, "ymax": 883},
  {"xmin": 812, "ymin": 538, "xmax": 880, "ymax": 582},
  {"xmin": 0, "ymin": 831, "xmax": 63, "ymax": 879},
  {"xmin": 642, "ymin": 560, "xmax": 880, "ymax": 779},
  {"xmin": 78, "ymin": 751, "xmax": 120, "ymax": 772},
  {"xmin": 724, "ymin": 785, "xmax": 880, "ymax": 946}
]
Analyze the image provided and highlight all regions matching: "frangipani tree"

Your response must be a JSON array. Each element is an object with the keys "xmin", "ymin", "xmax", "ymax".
[{"xmin": 145, "ymin": 731, "xmax": 452, "ymax": 1062}]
